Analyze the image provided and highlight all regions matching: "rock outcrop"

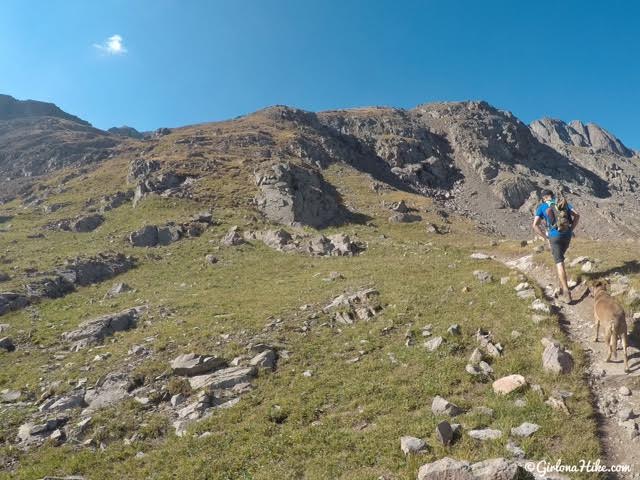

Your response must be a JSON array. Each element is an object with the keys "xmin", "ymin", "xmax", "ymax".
[
  {"xmin": 62, "ymin": 307, "xmax": 141, "ymax": 350},
  {"xmin": 255, "ymin": 162, "xmax": 353, "ymax": 228}
]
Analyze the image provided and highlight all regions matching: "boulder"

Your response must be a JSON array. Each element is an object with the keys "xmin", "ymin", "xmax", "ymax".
[
  {"xmin": 471, "ymin": 458, "xmax": 520, "ymax": 480},
  {"xmin": 25, "ymin": 275, "xmax": 75, "ymax": 299},
  {"xmin": 254, "ymin": 229, "xmax": 295, "ymax": 251},
  {"xmin": 400, "ymin": 435, "xmax": 427, "ymax": 455},
  {"xmin": 62, "ymin": 308, "xmax": 140, "ymax": 349},
  {"xmin": 0, "ymin": 336, "xmax": 15, "ymax": 352},
  {"xmin": 71, "ymin": 214, "xmax": 104, "ymax": 233},
  {"xmin": 157, "ymin": 224, "xmax": 183, "ymax": 245},
  {"xmin": 417, "ymin": 457, "xmax": 473, "ymax": 480},
  {"xmin": 170, "ymin": 353, "xmax": 227, "ymax": 377},
  {"xmin": 40, "ymin": 391, "xmax": 86, "ymax": 412},
  {"xmin": 1, "ymin": 390, "xmax": 21, "ymax": 402},
  {"xmin": 55, "ymin": 253, "xmax": 135, "ymax": 286},
  {"xmin": 431, "ymin": 395, "xmax": 463, "ymax": 417},
  {"xmin": 188, "ymin": 366, "xmax": 258, "ymax": 392},
  {"xmin": 0, "ymin": 271, "xmax": 10, "ymax": 282},
  {"xmin": 492, "ymin": 375, "xmax": 527, "ymax": 395},
  {"xmin": 435, "ymin": 420, "xmax": 454, "ymax": 446},
  {"xmin": 0, "ymin": 292, "xmax": 30, "ymax": 316},
  {"xmin": 249, "ymin": 349, "xmax": 277, "ymax": 370},
  {"xmin": 129, "ymin": 225, "xmax": 159, "ymax": 247},
  {"xmin": 17, "ymin": 417, "xmax": 68, "ymax": 445},
  {"xmin": 255, "ymin": 162, "xmax": 351, "ymax": 228}
]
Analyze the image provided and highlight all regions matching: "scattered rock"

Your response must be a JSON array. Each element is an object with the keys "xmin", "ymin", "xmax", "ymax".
[
  {"xmin": 435, "ymin": 420, "xmax": 454, "ymax": 446},
  {"xmin": 425, "ymin": 336, "xmax": 444, "ymax": 352},
  {"xmin": 619, "ymin": 386, "xmax": 632, "ymax": 396},
  {"xmin": 506, "ymin": 440, "xmax": 525, "ymax": 459},
  {"xmin": 71, "ymin": 214, "xmax": 104, "ymax": 233},
  {"xmin": 530, "ymin": 299, "xmax": 550, "ymax": 313},
  {"xmin": 222, "ymin": 226, "xmax": 245, "ymax": 246},
  {"xmin": 581, "ymin": 261, "xmax": 594, "ymax": 273},
  {"xmin": 388, "ymin": 212, "xmax": 422, "ymax": 223},
  {"xmin": 492, "ymin": 375, "xmax": 527, "ymax": 395},
  {"xmin": 171, "ymin": 353, "xmax": 227, "ymax": 377},
  {"xmin": 324, "ymin": 287, "xmax": 382, "ymax": 324},
  {"xmin": 471, "ymin": 457, "xmax": 520, "ymax": 480},
  {"xmin": 510, "ymin": 422, "xmax": 540, "ymax": 437},
  {"xmin": 105, "ymin": 282, "xmax": 133, "ymax": 298},
  {"xmin": 473, "ymin": 270, "xmax": 493, "ymax": 283},
  {"xmin": 417, "ymin": 457, "xmax": 473, "ymax": 480},
  {"xmin": 17, "ymin": 417, "xmax": 68, "ymax": 445},
  {"xmin": 447, "ymin": 324, "xmax": 461, "ymax": 335},
  {"xmin": 545, "ymin": 395, "xmax": 570, "ymax": 414},
  {"xmin": 84, "ymin": 372, "xmax": 131, "ymax": 411},
  {"xmin": 542, "ymin": 342, "xmax": 574, "ymax": 374},
  {"xmin": 1, "ymin": 389, "xmax": 21, "ymax": 402},
  {"xmin": 470, "ymin": 253, "xmax": 491, "ymax": 260},
  {"xmin": 468, "ymin": 428, "xmax": 502, "ymax": 441},
  {"xmin": 205, "ymin": 254, "xmax": 218, "ymax": 265},
  {"xmin": 431, "ymin": 395, "xmax": 463, "ymax": 417},
  {"xmin": 400, "ymin": 435, "xmax": 427, "ymax": 455}
]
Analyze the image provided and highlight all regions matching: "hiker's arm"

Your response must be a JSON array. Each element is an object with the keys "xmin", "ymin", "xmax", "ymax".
[
  {"xmin": 571, "ymin": 209, "xmax": 580, "ymax": 230},
  {"xmin": 532, "ymin": 216, "xmax": 547, "ymax": 240}
]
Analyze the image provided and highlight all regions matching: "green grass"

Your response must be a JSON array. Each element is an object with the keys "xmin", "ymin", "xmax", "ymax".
[{"xmin": 0, "ymin": 162, "xmax": 605, "ymax": 479}]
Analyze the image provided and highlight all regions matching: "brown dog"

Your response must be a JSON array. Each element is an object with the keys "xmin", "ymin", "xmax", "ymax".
[{"xmin": 590, "ymin": 280, "xmax": 629, "ymax": 373}]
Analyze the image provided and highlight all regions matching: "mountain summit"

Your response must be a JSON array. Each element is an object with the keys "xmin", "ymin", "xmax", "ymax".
[
  {"xmin": 530, "ymin": 117, "xmax": 633, "ymax": 157},
  {"xmin": 0, "ymin": 94, "xmax": 90, "ymax": 126}
]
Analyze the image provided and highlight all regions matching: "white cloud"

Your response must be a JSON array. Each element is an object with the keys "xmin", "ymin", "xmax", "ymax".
[{"xmin": 94, "ymin": 34, "xmax": 127, "ymax": 55}]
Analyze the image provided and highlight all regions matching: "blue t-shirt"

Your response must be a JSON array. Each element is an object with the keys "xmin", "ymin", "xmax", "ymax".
[{"xmin": 535, "ymin": 202, "xmax": 574, "ymax": 238}]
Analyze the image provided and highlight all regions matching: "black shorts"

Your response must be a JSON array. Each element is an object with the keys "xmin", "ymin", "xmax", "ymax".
[{"xmin": 549, "ymin": 235, "xmax": 571, "ymax": 264}]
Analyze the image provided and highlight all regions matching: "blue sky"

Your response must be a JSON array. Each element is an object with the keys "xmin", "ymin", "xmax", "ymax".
[{"xmin": 1, "ymin": 0, "xmax": 638, "ymax": 148}]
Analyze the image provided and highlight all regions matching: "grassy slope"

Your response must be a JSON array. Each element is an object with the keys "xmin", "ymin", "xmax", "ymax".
[{"xmin": 0, "ymin": 161, "xmax": 603, "ymax": 479}]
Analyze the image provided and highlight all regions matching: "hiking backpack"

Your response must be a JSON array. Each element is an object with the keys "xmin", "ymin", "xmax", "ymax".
[{"xmin": 546, "ymin": 193, "xmax": 572, "ymax": 232}]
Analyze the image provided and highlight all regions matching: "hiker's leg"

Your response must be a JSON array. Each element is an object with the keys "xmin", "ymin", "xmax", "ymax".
[{"xmin": 556, "ymin": 261, "xmax": 571, "ymax": 299}]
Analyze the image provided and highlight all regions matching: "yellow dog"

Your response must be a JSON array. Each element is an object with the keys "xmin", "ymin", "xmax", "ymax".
[{"xmin": 591, "ymin": 280, "xmax": 629, "ymax": 373}]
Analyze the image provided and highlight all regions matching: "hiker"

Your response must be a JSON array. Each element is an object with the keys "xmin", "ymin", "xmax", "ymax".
[{"xmin": 532, "ymin": 189, "xmax": 580, "ymax": 303}]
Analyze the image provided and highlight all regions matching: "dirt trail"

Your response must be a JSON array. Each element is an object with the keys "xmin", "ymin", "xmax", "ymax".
[{"xmin": 498, "ymin": 254, "xmax": 640, "ymax": 479}]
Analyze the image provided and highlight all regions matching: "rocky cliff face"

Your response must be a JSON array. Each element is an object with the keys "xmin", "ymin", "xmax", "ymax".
[
  {"xmin": 2, "ymin": 94, "xmax": 639, "ymax": 238},
  {"xmin": 531, "ymin": 117, "xmax": 634, "ymax": 157}
]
